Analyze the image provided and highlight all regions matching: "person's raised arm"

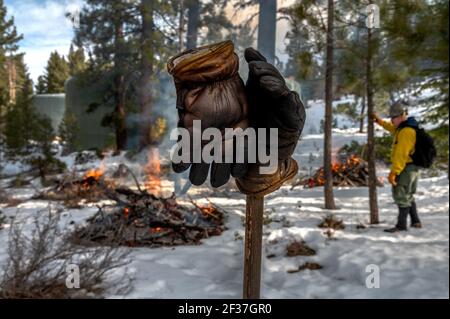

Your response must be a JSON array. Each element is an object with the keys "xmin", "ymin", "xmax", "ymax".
[{"xmin": 371, "ymin": 113, "xmax": 395, "ymax": 134}]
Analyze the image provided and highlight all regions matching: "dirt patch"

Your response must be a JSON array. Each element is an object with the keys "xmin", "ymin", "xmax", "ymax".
[
  {"xmin": 286, "ymin": 241, "xmax": 316, "ymax": 257},
  {"xmin": 318, "ymin": 214, "xmax": 345, "ymax": 230},
  {"xmin": 288, "ymin": 262, "xmax": 323, "ymax": 273}
]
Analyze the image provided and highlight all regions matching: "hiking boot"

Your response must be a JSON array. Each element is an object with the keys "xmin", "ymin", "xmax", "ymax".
[
  {"xmin": 384, "ymin": 227, "xmax": 407, "ymax": 233},
  {"xmin": 411, "ymin": 223, "xmax": 422, "ymax": 228}
]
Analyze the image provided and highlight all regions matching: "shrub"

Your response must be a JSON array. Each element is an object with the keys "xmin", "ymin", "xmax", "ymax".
[{"xmin": 0, "ymin": 208, "xmax": 131, "ymax": 298}]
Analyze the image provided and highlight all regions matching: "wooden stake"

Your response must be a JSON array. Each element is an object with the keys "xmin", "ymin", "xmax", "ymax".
[{"xmin": 243, "ymin": 194, "xmax": 264, "ymax": 299}]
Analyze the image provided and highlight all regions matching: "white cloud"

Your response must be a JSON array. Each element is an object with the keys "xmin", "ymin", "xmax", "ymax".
[{"xmin": 5, "ymin": 0, "xmax": 84, "ymax": 82}]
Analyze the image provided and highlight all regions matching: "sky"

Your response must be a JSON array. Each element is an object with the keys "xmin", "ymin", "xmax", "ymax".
[
  {"xmin": 4, "ymin": 0, "xmax": 295, "ymax": 84},
  {"xmin": 4, "ymin": 0, "xmax": 84, "ymax": 83}
]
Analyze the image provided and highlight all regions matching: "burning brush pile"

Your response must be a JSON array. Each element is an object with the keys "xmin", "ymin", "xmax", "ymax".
[
  {"xmin": 301, "ymin": 155, "xmax": 383, "ymax": 188},
  {"xmin": 36, "ymin": 153, "xmax": 226, "ymax": 247},
  {"xmin": 34, "ymin": 166, "xmax": 113, "ymax": 207},
  {"xmin": 71, "ymin": 187, "xmax": 226, "ymax": 248}
]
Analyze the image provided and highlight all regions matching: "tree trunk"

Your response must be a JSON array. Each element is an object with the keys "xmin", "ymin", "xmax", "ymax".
[
  {"xmin": 139, "ymin": 0, "xmax": 154, "ymax": 148},
  {"xmin": 178, "ymin": 0, "xmax": 185, "ymax": 51},
  {"xmin": 113, "ymin": 9, "xmax": 127, "ymax": 151},
  {"xmin": 359, "ymin": 94, "xmax": 366, "ymax": 133},
  {"xmin": 324, "ymin": 0, "xmax": 336, "ymax": 210},
  {"xmin": 186, "ymin": 0, "xmax": 200, "ymax": 50},
  {"xmin": 6, "ymin": 58, "xmax": 17, "ymax": 104},
  {"xmin": 257, "ymin": 0, "xmax": 277, "ymax": 64},
  {"xmin": 366, "ymin": 25, "xmax": 379, "ymax": 224}
]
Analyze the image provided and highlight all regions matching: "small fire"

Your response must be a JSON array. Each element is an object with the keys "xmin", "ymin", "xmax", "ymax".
[
  {"xmin": 348, "ymin": 154, "xmax": 361, "ymax": 165},
  {"xmin": 149, "ymin": 227, "xmax": 164, "ymax": 233},
  {"xmin": 200, "ymin": 204, "xmax": 220, "ymax": 220},
  {"xmin": 331, "ymin": 162, "xmax": 340, "ymax": 173},
  {"xmin": 308, "ymin": 154, "xmax": 364, "ymax": 187},
  {"xmin": 144, "ymin": 147, "xmax": 161, "ymax": 196},
  {"xmin": 85, "ymin": 169, "xmax": 104, "ymax": 181},
  {"xmin": 81, "ymin": 164, "xmax": 105, "ymax": 189},
  {"xmin": 124, "ymin": 207, "xmax": 130, "ymax": 218},
  {"xmin": 84, "ymin": 161, "xmax": 105, "ymax": 182}
]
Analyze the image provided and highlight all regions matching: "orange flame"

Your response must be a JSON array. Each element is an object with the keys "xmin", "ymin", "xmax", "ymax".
[
  {"xmin": 84, "ymin": 160, "xmax": 105, "ymax": 181},
  {"xmin": 81, "ymin": 165, "xmax": 105, "ymax": 190},
  {"xmin": 149, "ymin": 227, "xmax": 164, "ymax": 233},
  {"xmin": 124, "ymin": 207, "xmax": 130, "ymax": 218},
  {"xmin": 85, "ymin": 169, "xmax": 104, "ymax": 181},
  {"xmin": 144, "ymin": 147, "xmax": 161, "ymax": 196},
  {"xmin": 349, "ymin": 154, "xmax": 361, "ymax": 165},
  {"xmin": 331, "ymin": 162, "xmax": 340, "ymax": 173},
  {"xmin": 310, "ymin": 154, "xmax": 364, "ymax": 187}
]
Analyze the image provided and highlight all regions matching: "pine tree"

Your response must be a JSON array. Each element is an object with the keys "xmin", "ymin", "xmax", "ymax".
[
  {"xmin": 282, "ymin": 4, "xmax": 324, "ymax": 101},
  {"xmin": 74, "ymin": 0, "xmax": 140, "ymax": 150},
  {"xmin": 176, "ymin": 0, "xmax": 232, "ymax": 48},
  {"xmin": 43, "ymin": 51, "xmax": 70, "ymax": 93},
  {"xmin": 58, "ymin": 112, "xmax": 79, "ymax": 155},
  {"xmin": 286, "ymin": 0, "xmax": 338, "ymax": 209},
  {"xmin": 28, "ymin": 112, "xmax": 66, "ymax": 184},
  {"xmin": 4, "ymin": 56, "xmax": 65, "ymax": 178},
  {"xmin": 200, "ymin": 0, "xmax": 233, "ymax": 45},
  {"xmin": 68, "ymin": 44, "xmax": 87, "ymax": 76},
  {"xmin": 74, "ymin": 0, "xmax": 179, "ymax": 151},
  {"xmin": 4, "ymin": 56, "xmax": 36, "ymax": 156},
  {"xmin": 0, "ymin": 0, "xmax": 22, "ymax": 158},
  {"xmin": 383, "ymin": 0, "xmax": 449, "ymax": 167},
  {"xmin": 35, "ymin": 75, "xmax": 47, "ymax": 94}
]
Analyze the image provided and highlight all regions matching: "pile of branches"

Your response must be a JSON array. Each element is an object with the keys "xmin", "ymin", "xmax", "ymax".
[
  {"xmin": 71, "ymin": 186, "xmax": 226, "ymax": 248},
  {"xmin": 33, "ymin": 170, "xmax": 113, "ymax": 207},
  {"xmin": 296, "ymin": 155, "xmax": 384, "ymax": 188},
  {"xmin": 32, "ymin": 164, "xmax": 146, "ymax": 207}
]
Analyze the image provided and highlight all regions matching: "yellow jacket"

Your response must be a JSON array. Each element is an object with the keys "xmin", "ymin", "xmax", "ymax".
[{"xmin": 378, "ymin": 119, "xmax": 416, "ymax": 175}]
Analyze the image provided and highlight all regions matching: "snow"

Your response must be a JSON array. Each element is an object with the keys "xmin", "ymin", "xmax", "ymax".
[
  {"xmin": 106, "ymin": 160, "xmax": 447, "ymax": 299},
  {"xmin": 0, "ymin": 159, "xmax": 31, "ymax": 177},
  {"xmin": 0, "ymin": 94, "xmax": 448, "ymax": 299},
  {"xmin": 303, "ymin": 97, "xmax": 358, "ymax": 135}
]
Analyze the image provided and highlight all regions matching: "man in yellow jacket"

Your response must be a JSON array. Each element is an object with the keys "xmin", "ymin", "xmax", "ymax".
[{"xmin": 373, "ymin": 101, "xmax": 422, "ymax": 233}]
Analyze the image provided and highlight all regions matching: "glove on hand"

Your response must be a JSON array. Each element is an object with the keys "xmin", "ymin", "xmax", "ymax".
[
  {"xmin": 388, "ymin": 171, "xmax": 398, "ymax": 186},
  {"xmin": 371, "ymin": 113, "xmax": 382, "ymax": 125}
]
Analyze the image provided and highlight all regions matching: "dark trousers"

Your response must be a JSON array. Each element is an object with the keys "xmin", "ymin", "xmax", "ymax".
[{"xmin": 396, "ymin": 201, "xmax": 421, "ymax": 230}]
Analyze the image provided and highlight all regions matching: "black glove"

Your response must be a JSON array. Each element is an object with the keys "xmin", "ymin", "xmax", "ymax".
[
  {"xmin": 244, "ymin": 48, "xmax": 305, "ymax": 160},
  {"xmin": 236, "ymin": 48, "xmax": 306, "ymax": 196}
]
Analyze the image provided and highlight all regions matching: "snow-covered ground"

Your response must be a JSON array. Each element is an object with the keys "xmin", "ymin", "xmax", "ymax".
[{"xmin": 0, "ymin": 126, "xmax": 448, "ymax": 299}]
